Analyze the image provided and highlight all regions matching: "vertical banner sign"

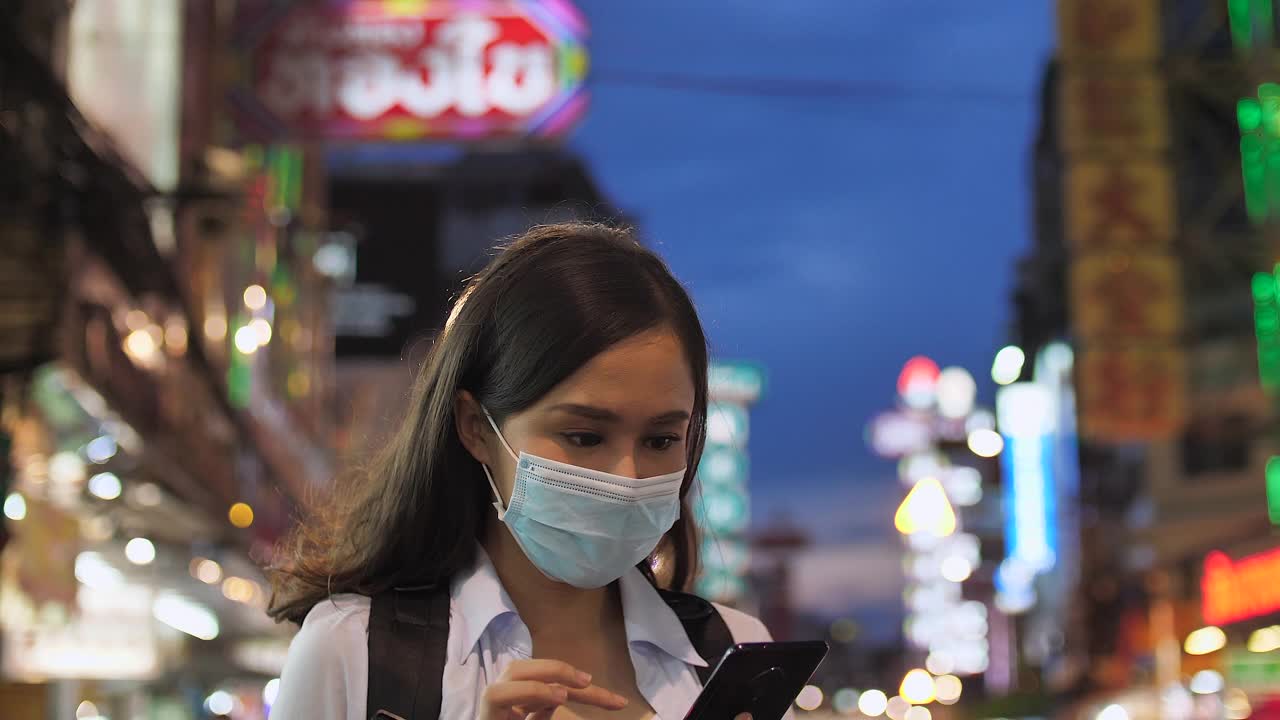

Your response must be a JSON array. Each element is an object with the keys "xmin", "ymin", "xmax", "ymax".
[
  {"xmin": 694, "ymin": 362, "xmax": 765, "ymax": 604},
  {"xmin": 996, "ymin": 383, "xmax": 1059, "ymax": 574},
  {"xmin": 1058, "ymin": 0, "xmax": 1187, "ymax": 441}
]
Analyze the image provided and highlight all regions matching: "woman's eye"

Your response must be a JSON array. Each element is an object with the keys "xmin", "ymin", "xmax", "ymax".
[
  {"xmin": 646, "ymin": 436, "xmax": 680, "ymax": 451},
  {"xmin": 563, "ymin": 432, "xmax": 604, "ymax": 448}
]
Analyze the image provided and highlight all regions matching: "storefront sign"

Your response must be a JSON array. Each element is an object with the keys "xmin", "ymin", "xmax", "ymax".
[
  {"xmin": 1069, "ymin": 253, "xmax": 1183, "ymax": 340},
  {"xmin": 231, "ymin": 0, "xmax": 589, "ymax": 142},
  {"xmin": 1065, "ymin": 160, "xmax": 1175, "ymax": 250},
  {"xmin": 1202, "ymin": 547, "xmax": 1280, "ymax": 625},
  {"xmin": 1057, "ymin": 0, "xmax": 1160, "ymax": 60},
  {"xmin": 1060, "ymin": 74, "xmax": 1168, "ymax": 152},
  {"xmin": 1059, "ymin": 0, "xmax": 1184, "ymax": 443},
  {"xmin": 1077, "ymin": 347, "xmax": 1187, "ymax": 440}
]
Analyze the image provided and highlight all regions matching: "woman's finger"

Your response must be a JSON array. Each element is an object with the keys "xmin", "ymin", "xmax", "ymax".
[
  {"xmin": 483, "ymin": 680, "xmax": 570, "ymax": 711},
  {"xmin": 565, "ymin": 684, "xmax": 630, "ymax": 710},
  {"xmin": 503, "ymin": 659, "xmax": 593, "ymax": 689}
]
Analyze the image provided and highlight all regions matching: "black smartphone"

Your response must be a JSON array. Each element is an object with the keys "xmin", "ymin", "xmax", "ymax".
[{"xmin": 683, "ymin": 641, "xmax": 829, "ymax": 720}]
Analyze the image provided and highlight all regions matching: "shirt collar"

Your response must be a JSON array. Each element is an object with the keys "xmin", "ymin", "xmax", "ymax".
[
  {"xmin": 452, "ymin": 547, "xmax": 708, "ymax": 668},
  {"xmin": 618, "ymin": 567, "xmax": 709, "ymax": 668},
  {"xmin": 451, "ymin": 545, "xmax": 521, "ymax": 664}
]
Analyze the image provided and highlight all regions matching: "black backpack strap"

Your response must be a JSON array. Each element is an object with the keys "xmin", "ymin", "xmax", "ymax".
[
  {"xmin": 367, "ymin": 584, "xmax": 450, "ymax": 720},
  {"xmin": 658, "ymin": 589, "xmax": 735, "ymax": 686}
]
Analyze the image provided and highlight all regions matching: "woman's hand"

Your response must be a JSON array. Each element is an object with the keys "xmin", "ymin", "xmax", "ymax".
[{"xmin": 479, "ymin": 659, "xmax": 630, "ymax": 720}]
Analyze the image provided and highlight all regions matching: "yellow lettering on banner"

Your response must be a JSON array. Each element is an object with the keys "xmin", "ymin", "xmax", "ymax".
[
  {"xmin": 1077, "ymin": 347, "xmax": 1188, "ymax": 441},
  {"xmin": 1065, "ymin": 158, "xmax": 1175, "ymax": 249},
  {"xmin": 1058, "ymin": 0, "xmax": 1162, "ymax": 61},
  {"xmin": 1069, "ymin": 253, "xmax": 1183, "ymax": 341},
  {"xmin": 1060, "ymin": 72, "xmax": 1169, "ymax": 152}
]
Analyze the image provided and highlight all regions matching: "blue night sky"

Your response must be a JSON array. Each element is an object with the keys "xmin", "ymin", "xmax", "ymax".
[{"xmin": 569, "ymin": 2, "xmax": 1056, "ymax": 625}]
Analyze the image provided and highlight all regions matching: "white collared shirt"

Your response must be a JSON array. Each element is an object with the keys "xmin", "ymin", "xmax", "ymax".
[{"xmin": 271, "ymin": 547, "xmax": 781, "ymax": 720}]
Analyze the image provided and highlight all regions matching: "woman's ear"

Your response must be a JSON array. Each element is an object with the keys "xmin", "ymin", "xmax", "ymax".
[{"xmin": 455, "ymin": 390, "xmax": 492, "ymax": 467}]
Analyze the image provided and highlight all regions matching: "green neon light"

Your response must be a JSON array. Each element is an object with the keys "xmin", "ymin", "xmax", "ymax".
[
  {"xmin": 1237, "ymin": 86, "xmax": 1280, "ymax": 224},
  {"xmin": 1240, "ymin": 98, "xmax": 1263, "ymax": 132},
  {"xmin": 1254, "ymin": 271, "xmax": 1280, "ymax": 391},
  {"xmin": 228, "ymin": 351, "xmax": 252, "ymax": 409},
  {"xmin": 1268, "ymin": 456, "xmax": 1280, "ymax": 526},
  {"xmin": 1231, "ymin": 0, "xmax": 1253, "ymax": 48},
  {"xmin": 1230, "ymin": 0, "xmax": 1277, "ymax": 50}
]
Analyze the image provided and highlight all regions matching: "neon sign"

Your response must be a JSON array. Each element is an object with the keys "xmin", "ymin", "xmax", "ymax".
[
  {"xmin": 1202, "ymin": 547, "xmax": 1280, "ymax": 625},
  {"xmin": 231, "ymin": 0, "xmax": 588, "ymax": 142},
  {"xmin": 996, "ymin": 382, "xmax": 1058, "ymax": 574},
  {"xmin": 898, "ymin": 356, "xmax": 941, "ymax": 410}
]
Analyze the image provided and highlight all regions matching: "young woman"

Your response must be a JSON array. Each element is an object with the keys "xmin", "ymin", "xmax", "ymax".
[{"xmin": 268, "ymin": 223, "xmax": 775, "ymax": 720}]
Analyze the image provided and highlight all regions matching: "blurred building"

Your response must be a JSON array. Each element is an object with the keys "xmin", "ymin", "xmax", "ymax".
[
  {"xmin": 1, "ymin": 1, "xmax": 335, "ymax": 717},
  {"xmin": 324, "ymin": 147, "xmax": 628, "ymax": 461},
  {"xmin": 1009, "ymin": 0, "xmax": 1280, "ymax": 713}
]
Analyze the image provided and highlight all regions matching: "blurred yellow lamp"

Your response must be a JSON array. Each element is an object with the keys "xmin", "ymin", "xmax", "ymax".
[
  {"xmin": 900, "ymin": 669, "xmax": 936, "ymax": 705},
  {"xmin": 894, "ymin": 478, "xmax": 956, "ymax": 537},
  {"xmin": 1185, "ymin": 626, "xmax": 1227, "ymax": 656}
]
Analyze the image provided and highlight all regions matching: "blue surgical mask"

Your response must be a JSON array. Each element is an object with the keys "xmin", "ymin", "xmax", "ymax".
[{"xmin": 481, "ymin": 408, "xmax": 685, "ymax": 589}]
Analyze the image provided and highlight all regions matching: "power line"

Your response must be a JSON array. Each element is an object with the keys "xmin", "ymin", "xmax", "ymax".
[{"xmin": 588, "ymin": 69, "xmax": 1034, "ymax": 103}]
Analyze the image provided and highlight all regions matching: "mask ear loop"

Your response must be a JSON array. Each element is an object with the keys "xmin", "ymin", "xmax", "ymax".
[
  {"xmin": 480, "ymin": 407, "xmax": 520, "ymax": 517},
  {"xmin": 481, "ymin": 464, "xmax": 507, "ymax": 517},
  {"xmin": 481, "ymin": 407, "xmax": 520, "ymax": 461}
]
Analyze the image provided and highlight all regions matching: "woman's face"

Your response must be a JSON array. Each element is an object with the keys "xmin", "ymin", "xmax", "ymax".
[{"xmin": 473, "ymin": 327, "xmax": 695, "ymax": 503}]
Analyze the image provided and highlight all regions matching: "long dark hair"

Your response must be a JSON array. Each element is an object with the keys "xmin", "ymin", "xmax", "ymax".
[{"xmin": 268, "ymin": 222, "xmax": 710, "ymax": 624}]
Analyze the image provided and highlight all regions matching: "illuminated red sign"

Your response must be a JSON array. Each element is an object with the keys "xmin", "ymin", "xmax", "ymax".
[
  {"xmin": 897, "ymin": 356, "xmax": 941, "ymax": 409},
  {"xmin": 1202, "ymin": 548, "xmax": 1280, "ymax": 625},
  {"xmin": 230, "ymin": 0, "xmax": 588, "ymax": 142}
]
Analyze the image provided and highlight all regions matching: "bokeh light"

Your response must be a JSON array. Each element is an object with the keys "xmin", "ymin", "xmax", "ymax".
[
  {"xmin": 1184, "ymin": 626, "xmax": 1227, "ymax": 656},
  {"xmin": 243, "ymin": 284, "xmax": 267, "ymax": 310},
  {"xmin": 3, "ymin": 492, "xmax": 27, "ymax": 521},
  {"xmin": 229, "ymin": 502, "xmax": 255, "ymax": 528},
  {"xmin": 967, "ymin": 428, "xmax": 1004, "ymax": 457},
  {"xmin": 895, "ymin": 478, "xmax": 956, "ymax": 537},
  {"xmin": 991, "ymin": 345, "xmax": 1025, "ymax": 385},
  {"xmin": 795, "ymin": 684, "xmax": 824, "ymax": 711},
  {"xmin": 87, "ymin": 472, "xmax": 122, "ymax": 500},
  {"xmin": 859, "ymin": 690, "xmax": 889, "ymax": 717},
  {"xmin": 234, "ymin": 325, "xmax": 260, "ymax": 354},
  {"xmin": 1189, "ymin": 669, "xmax": 1224, "ymax": 695},
  {"xmin": 904, "ymin": 707, "xmax": 932, "ymax": 720},
  {"xmin": 205, "ymin": 690, "xmax": 234, "ymax": 716},
  {"xmin": 1248, "ymin": 625, "xmax": 1280, "ymax": 653},
  {"xmin": 900, "ymin": 669, "xmax": 936, "ymax": 705},
  {"xmin": 934, "ymin": 674, "xmax": 962, "ymax": 705},
  {"xmin": 832, "ymin": 688, "xmax": 859, "ymax": 715},
  {"xmin": 125, "ymin": 537, "xmax": 156, "ymax": 565}
]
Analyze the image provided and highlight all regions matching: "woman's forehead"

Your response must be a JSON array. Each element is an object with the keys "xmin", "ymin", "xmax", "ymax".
[{"xmin": 536, "ymin": 330, "xmax": 696, "ymax": 415}]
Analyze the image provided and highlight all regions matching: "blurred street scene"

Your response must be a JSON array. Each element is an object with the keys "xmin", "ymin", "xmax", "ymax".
[{"xmin": 2, "ymin": 1, "xmax": 1280, "ymax": 719}]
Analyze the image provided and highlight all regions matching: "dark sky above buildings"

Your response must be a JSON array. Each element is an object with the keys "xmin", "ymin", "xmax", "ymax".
[{"xmin": 571, "ymin": 1, "xmax": 1056, "ymax": 627}]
